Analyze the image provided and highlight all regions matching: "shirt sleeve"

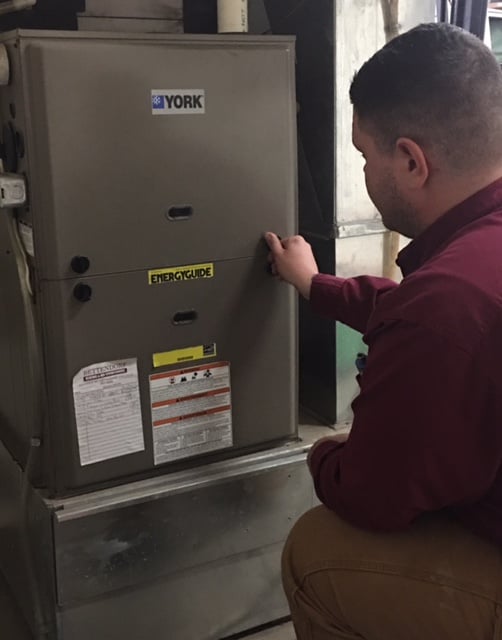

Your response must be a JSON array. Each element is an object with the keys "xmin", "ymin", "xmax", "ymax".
[
  {"xmin": 310, "ymin": 274, "xmax": 399, "ymax": 334},
  {"xmin": 308, "ymin": 319, "xmax": 501, "ymax": 531}
]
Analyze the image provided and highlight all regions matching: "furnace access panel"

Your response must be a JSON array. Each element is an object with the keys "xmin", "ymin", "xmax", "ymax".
[{"xmin": 0, "ymin": 31, "xmax": 298, "ymax": 495}]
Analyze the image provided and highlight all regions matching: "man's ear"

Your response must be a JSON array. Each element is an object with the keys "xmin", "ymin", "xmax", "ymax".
[{"xmin": 395, "ymin": 137, "xmax": 429, "ymax": 188}]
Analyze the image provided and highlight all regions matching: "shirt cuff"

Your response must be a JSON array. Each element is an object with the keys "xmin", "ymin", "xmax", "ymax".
[{"xmin": 308, "ymin": 438, "xmax": 346, "ymax": 503}]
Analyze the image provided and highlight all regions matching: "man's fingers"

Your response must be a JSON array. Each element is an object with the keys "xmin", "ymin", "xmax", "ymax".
[{"xmin": 264, "ymin": 232, "xmax": 284, "ymax": 255}]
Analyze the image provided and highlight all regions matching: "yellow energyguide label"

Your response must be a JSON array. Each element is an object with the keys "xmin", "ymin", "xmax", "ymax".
[
  {"xmin": 148, "ymin": 262, "xmax": 214, "ymax": 285},
  {"xmin": 153, "ymin": 343, "xmax": 217, "ymax": 368}
]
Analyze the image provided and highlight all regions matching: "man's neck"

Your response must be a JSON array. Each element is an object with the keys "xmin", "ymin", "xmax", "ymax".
[{"xmin": 415, "ymin": 167, "xmax": 502, "ymax": 236}]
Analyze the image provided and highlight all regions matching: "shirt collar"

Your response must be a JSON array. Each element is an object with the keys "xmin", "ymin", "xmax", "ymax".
[{"xmin": 397, "ymin": 177, "xmax": 502, "ymax": 277}]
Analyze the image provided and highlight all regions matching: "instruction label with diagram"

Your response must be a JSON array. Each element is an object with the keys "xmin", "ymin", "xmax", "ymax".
[
  {"xmin": 149, "ymin": 361, "xmax": 233, "ymax": 465},
  {"xmin": 73, "ymin": 358, "xmax": 145, "ymax": 466}
]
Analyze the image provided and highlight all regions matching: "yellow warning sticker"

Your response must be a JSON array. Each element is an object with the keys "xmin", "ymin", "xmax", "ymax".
[
  {"xmin": 148, "ymin": 263, "xmax": 214, "ymax": 285},
  {"xmin": 153, "ymin": 343, "xmax": 217, "ymax": 368}
]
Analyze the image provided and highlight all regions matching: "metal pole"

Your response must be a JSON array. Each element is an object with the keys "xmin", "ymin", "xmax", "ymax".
[
  {"xmin": 450, "ymin": 0, "xmax": 488, "ymax": 39},
  {"xmin": 437, "ymin": 0, "xmax": 448, "ymax": 22},
  {"xmin": 380, "ymin": 0, "xmax": 401, "ymax": 281}
]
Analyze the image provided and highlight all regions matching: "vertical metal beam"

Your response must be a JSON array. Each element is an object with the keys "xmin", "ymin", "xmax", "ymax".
[
  {"xmin": 451, "ymin": 0, "xmax": 488, "ymax": 39},
  {"xmin": 437, "ymin": 0, "xmax": 448, "ymax": 22}
]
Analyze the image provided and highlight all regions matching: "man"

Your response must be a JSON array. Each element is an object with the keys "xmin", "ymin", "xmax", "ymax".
[{"xmin": 265, "ymin": 23, "xmax": 502, "ymax": 640}]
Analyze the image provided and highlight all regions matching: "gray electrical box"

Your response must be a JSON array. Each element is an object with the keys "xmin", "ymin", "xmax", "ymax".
[{"xmin": 0, "ymin": 30, "xmax": 298, "ymax": 496}]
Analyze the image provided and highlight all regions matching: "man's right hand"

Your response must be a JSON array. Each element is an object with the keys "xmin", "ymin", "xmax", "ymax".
[{"xmin": 264, "ymin": 232, "xmax": 319, "ymax": 300}]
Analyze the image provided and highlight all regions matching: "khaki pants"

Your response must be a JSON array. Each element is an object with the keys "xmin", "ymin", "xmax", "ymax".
[{"xmin": 282, "ymin": 506, "xmax": 502, "ymax": 640}]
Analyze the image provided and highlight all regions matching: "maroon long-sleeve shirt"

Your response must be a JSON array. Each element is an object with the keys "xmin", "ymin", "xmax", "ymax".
[{"xmin": 309, "ymin": 178, "xmax": 502, "ymax": 545}]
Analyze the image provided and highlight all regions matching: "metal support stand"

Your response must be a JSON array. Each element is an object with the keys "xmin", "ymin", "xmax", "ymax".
[{"xmin": 0, "ymin": 424, "xmax": 334, "ymax": 640}]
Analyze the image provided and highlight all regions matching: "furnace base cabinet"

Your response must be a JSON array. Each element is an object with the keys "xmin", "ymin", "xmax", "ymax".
[
  {"xmin": 0, "ymin": 429, "xmax": 325, "ymax": 640},
  {"xmin": 0, "ymin": 30, "xmax": 298, "ymax": 496}
]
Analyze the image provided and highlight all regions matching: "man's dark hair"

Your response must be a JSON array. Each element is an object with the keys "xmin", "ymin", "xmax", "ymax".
[{"xmin": 350, "ymin": 23, "xmax": 502, "ymax": 172}]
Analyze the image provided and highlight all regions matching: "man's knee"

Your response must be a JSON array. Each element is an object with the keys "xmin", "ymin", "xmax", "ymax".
[
  {"xmin": 282, "ymin": 505, "xmax": 346, "ymax": 593},
  {"xmin": 281, "ymin": 507, "xmax": 361, "ymax": 638}
]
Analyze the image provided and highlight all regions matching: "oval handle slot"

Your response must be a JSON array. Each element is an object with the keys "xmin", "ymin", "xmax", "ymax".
[
  {"xmin": 167, "ymin": 205, "xmax": 193, "ymax": 221},
  {"xmin": 172, "ymin": 310, "xmax": 198, "ymax": 325}
]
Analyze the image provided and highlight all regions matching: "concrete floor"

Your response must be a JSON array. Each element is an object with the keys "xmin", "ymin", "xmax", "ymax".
[
  {"xmin": 246, "ymin": 622, "xmax": 295, "ymax": 640},
  {"xmin": 0, "ymin": 572, "xmax": 295, "ymax": 640}
]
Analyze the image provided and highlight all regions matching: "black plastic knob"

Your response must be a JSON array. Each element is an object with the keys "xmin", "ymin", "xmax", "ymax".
[
  {"xmin": 71, "ymin": 255, "xmax": 90, "ymax": 274},
  {"xmin": 73, "ymin": 283, "xmax": 92, "ymax": 303}
]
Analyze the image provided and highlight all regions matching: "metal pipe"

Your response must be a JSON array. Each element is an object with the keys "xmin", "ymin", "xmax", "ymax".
[
  {"xmin": 380, "ymin": 0, "xmax": 400, "ymax": 41},
  {"xmin": 0, "ymin": 0, "xmax": 36, "ymax": 17},
  {"xmin": 380, "ymin": 0, "xmax": 401, "ymax": 281},
  {"xmin": 217, "ymin": 0, "xmax": 248, "ymax": 33}
]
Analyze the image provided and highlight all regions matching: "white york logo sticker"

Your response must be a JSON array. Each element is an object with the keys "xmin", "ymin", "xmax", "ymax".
[{"xmin": 151, "ymin": 89, "xmax": 205, "ymax": 115}]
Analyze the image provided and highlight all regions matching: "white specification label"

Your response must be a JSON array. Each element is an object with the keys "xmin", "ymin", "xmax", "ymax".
[
  {"xmin": 73, "ymin": 358, "xmax": 145, "ymax": 466},
  {"xmin": 150, "ymin": 361, "xmax": 232, "ymax": 465}
]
